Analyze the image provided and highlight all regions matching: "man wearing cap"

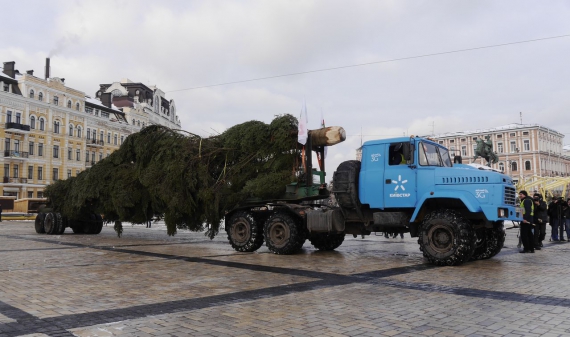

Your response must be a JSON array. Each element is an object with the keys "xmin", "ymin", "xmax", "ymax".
[{"xmin": 519, "ymin": 190, "xmax": 534, "ymax": 253}]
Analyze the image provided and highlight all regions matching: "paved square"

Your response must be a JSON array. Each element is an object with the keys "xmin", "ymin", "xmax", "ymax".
[{"xmin": 1, "ymin": 221, "xmax": 569, "ymax": 336}]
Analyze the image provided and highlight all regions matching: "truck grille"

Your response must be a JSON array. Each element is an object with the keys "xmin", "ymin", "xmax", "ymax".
[
  {"xmin": 504, "ymin": 186, "xmax": 516, "ymax": 205},
  {"xmin": 441, "ymin": 176, "xmax": 489, "ymax": 184}
]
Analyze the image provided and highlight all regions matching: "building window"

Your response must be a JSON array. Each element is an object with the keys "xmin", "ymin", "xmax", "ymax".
[
  {"xmin": 523, "ymin": 131, "xmax": 529, "ymax": 136},
  {"xmin": 77, "ymin": 126, "xmax": 82, "ymax": 138},
  {"xmin": 499, "ymin": 162, "xmax": 504, "ymax": 172},
  {"xmin": 53, "ymin": 96, "xmax": 59, "ymax": 105},
  {"xmin": 76, "ymin": 102, "xmax": 80, "ymax": 111},
  {"xmin": 29, "ymin": 89, "xmax": 34, "ymax": 99},
  {"xmin": 76, "ymin": 149, "xmax": 80, "ymax": 161},
  {"xmin": 461, "ymin": 146, "xmax": 467, "ymax": 156},
  {"xmin": 510, "ymin": 132, "xmax": 516, "ymax": 137},
  {"xmin": 85, "ymin": 106, "xmax": 93, "ymax": 114},
  {"xmin": 53, "ymin": 168, "xmax": 59, "ymax": 181},
  {"xmin": 68, "ymin": 147, "xmax": 72, "ymax": 160},
  {"xmin": 38, "ymin": 191, "xmax": 44, "ymax": 198},
  {"xmin": 67, "ymin": 100, "xmax": 72, "ymax": 109},
  {"xmin": 6, "ymin": 111, "xmax": 12, "ymax": 123},
  {"xmin": 38, "ymin": 92, "xmax": 43, "ymax": 101},
  {"xmin": 511, "ymin": 162, "xmax": 518, "ymax": 171},
  {"xmin": 76, "ymin": 169, "xmax": 80, "ymax": 176},
  {"xmin": 28, "ymin": 166, "xmax": 33, "ymax": 180},
  {"xmin": 114, "ymin": 134, "xmax": 117, "ymax": 145},
  {"xmin": 120, "ymin": 135, "xmax": 124, "ymax": 144},
  {"xmin": 91, "ymin": 152, "xmax": 95, "ymax": 163},
  {"xmin": 13, "ymin": 164, "xmax": 18, "ymax": 178},
  {"xmin": 92, "ymin": 130, "xmax": 96, "ymax": 141},
  {"xmin": 38, "ymin": 143, "xmax": 43, "ymax": 156},
  {"xmin": 99, "ymin": 153, "xmax": 102, "ymax": 161},
  {"xmin": 53, "ymin": 145, "xmax": 59, "ymax": 158},
  {"xmin": 85, "ymin": 151, "xmax": 89, "ymax": 162},
  {"xmin": 107, "ymin": 132, "xmax": 111, "ymax": 144},
  {"xmin": 38, "ymin": 167, "xmax": 43, "ymax": 180},
  {"xmin": 525, "ymin": 160, "xmax": 531, "ymax": 171},
  {"xmin": 132, "ymin": 119, "xmax": 135, "ymax": 125},
  {"xmin": 16, "ymin": 112, "xmax": 21, "ymax": 124},
  {"xmin": 30, "ymin": 116, "xmax": 35, "ymax": 129},
  {"xmin": 67, "ymin": 169, "xmax": 72, "ymax": 179},
  {"xmin": 29, "ymin": 141, "xmax": 34, "ymax": 156},
  {"xmin": 497, "ymin": 143, "xmax": 503, "ymax": 153},
  {"xmin": 53, "ymin": 121, "xmax": 60, "ymax": 134},
  {"xmin": 39, "ymin": 118, "xmax": 45, "ymax": 131},
  {"xmin": 497, "ymin": 134, "xmax": 502, "ymax": 138},
  {"xmin": 100, "ymin": 131, "xmax": 104, "ymax": 143},
  {"xmin": 27, "ymin": 191, "xmax": 33, "ymax": 198},
  {"xmin": 3, "ymin": 164, "xmax": 8, "ymax": 178},
  {"xmin": 3, "ymin": 83, "xmax": 9, "ymax": 92},
  {"xmin": 510, "ymin": 141, "xmax": 517, "ymax": 153},
  {"xmin": 101, "ymin": 111, "xmax": 109, "ymax": 118},
  {"xmin": 523, "ymin": 140, "xmax": 530, "ymax": 151},
  {"xmin": 87, "ymin": 128, "xmax": 91, "ymax": 140}
]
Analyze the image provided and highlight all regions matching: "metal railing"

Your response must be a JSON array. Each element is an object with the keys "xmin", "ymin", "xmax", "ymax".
[
  {"xmin": 2, "ymin": 177, "xmax": 28, "ymax": 184},
  {"xmin": 86, "ymin": 139, "xmax": 104, "ymax": 146},
  {"xmin": 5, "ymin": 122, "xmax": 31, "ymax": 131},
  {"xmin": 3, "ymin": 151, "xmax": 29, "ymax": 158}
]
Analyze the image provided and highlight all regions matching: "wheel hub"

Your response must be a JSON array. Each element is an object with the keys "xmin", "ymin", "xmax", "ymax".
[
  {"xmin": 427, "ymin": 224, "xmax": 454, "ymax": 254},
  {"xmin": 269, "ymin": 222, "xmax": 290, "ymax": 248},
  {"xmin": 230, "ymin": 218, "xmax": 251, "ymax": 245}
]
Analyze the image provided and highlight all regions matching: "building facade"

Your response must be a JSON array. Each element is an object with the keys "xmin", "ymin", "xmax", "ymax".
[
  {"xmin": 0, "ymin": 59, "xmax": 181, "ymax": 200},
  {"xmin": 431, "ymin": 124, "xmax": 570, "ymax": 184}
]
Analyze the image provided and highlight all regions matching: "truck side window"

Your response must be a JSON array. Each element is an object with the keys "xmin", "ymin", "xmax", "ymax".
[
  {"xmin": 388, "ymin": 143, "xmax": 407, "ymax": 165},
  {"xmin": 419, "ymin": 142, "xmax": 441, "ymax": 166}
]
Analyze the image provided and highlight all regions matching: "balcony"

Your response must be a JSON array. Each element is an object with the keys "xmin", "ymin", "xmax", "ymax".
[
  {"xmin": 2, "ymin": 177, "xmax": 28, "ymax": 184},
  {"xmin": 5, "ymin": 122, "xmax": 31, "ymax": 133},
  {"xmin": 3, "ymin": 151, "xmax": 29, "ymax": 160},
  {"xmin": 86, "ymin": 139, "xmax": 104, "ymax": 147}
]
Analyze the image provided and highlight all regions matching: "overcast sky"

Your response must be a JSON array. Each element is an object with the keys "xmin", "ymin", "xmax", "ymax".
[{"xmin": 3, "ymin": 0, "xmax": 570, "ymax": 172}]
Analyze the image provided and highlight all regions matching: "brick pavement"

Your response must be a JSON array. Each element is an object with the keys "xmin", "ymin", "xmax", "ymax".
[{"xmin": 0, "ymin": 221, "xmax": 569, "ymax": 336}]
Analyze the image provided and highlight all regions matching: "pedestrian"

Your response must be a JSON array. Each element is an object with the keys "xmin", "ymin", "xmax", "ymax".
[
  {"xmin": 519, "ymin": 190, "xmax": 534, "ymax": 253},
  {"xmin": 533, "ymin": 193, "xmax": 547, "ymax": 250},
  {"xmin": 548, "ymin": 196, "xmax": 565, "ymax": 241},
  {"xmin": 563, "ymin": 198, "xmax": 570, "ymax": 240}
]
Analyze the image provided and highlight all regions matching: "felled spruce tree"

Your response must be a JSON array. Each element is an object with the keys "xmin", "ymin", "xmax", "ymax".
[{"xmin": 44, "ymin": 114, "xmax": 300, "ymax": 238}]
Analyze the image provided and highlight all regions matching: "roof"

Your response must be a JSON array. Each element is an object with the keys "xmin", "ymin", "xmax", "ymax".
[{"xmin": 433, "ymin": 123, "xmax": 563, "ymax": 138}]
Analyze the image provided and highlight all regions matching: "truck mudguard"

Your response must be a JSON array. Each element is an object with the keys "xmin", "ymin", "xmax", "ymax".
[{"xmin": 410, "ymin": 190, "xmax": 482, "ymax": 222}]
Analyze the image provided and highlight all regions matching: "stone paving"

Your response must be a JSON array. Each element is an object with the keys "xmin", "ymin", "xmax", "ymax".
[{"xmin": 1, "ymin": 221, "xmax": 569, "ymax": 336}]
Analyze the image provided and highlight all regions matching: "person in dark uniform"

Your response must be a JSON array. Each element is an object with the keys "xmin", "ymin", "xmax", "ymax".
[
  {"xmin": 519, "ymin": 190, "xmax": 534, "ymax": 253},
  {"xmin": 548, "ymin": 197, "xmax": 565, "ymax": 241},
  {"xmin": 533, "ymin": 193, "xmax": 547, "ymax": 250}
]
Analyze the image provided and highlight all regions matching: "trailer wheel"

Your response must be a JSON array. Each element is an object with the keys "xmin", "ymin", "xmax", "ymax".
[
  {"xmin": 92, "ymin": 214, "xmax": 104, "ymax": 234},
  {"xmin": 43, "ymin": 213, "xmax": 57, "ymax": 235},
  {"xmin": 264, "ymin": 212, "xmax": 303, "ymax": 255},
  {"xmin": 226, "ymin": 211, "xmax": 264, "ymax": 252},
  {"xmin": 34, "ymin": 213, "xmax": 46, "ymax": 234},
  {"xmin": 333, "ymin": 160, "xmax": 361, "ymax": 210},
  {"xmin": 55, "ymin": 213, "xmax": 65, "ymax": 234},
  {"xmin": 418, "ymin": 209, "xmax": 475, "ymax": 266},
  {"xmin": 309, "ymin": 233, "xmax": 345, "ymax": 251}
]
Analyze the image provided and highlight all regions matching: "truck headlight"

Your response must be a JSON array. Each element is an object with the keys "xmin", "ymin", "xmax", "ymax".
[{"xmin": 498, "ymin": 208, "xmax": 507, "ymax": 218}]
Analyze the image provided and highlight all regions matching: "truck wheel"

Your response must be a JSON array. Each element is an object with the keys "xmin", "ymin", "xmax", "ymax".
[
  {"xmin": 43, "ymin": 213, "xmax": 57, "ymax": 235},
  {"xmin": 226, "ymin": 211, "xmax": 264, "ymax": 252},
  {"xmin": 55, "ymin": 213, "xmax": 65, "ymax": 234},
  {"xmin": 333, "ymin": 160, "xmax": 361, "ymax": 210},
  {"xmin": 309, "ymin": 233, "xmax": 345, "ymax": 251},
  {"xmin": 92, "ymin": 214, "xmax": 104, "ymax": 234},
  {"xmin": 34, "ymin": 213, "xmax": 46, "ymax": 234},
  {"xmin": 471, "ymin": 222, "xmax": 505, "ymax": 260},
  {"xmin": 264, "ymin": 212, "xmax": 304, "ymax": 255},
  {"xmin": 418, "ymin": 209, "xmax": 475, "ymax": 266}
]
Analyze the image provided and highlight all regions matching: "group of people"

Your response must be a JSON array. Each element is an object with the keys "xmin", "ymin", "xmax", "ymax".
[{"xmin": 518, "ymin": 190, "xmax": 570, "ymax": 253}]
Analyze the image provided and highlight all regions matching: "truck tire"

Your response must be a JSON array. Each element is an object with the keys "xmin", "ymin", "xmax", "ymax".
[
  {"xmin": 471, "ymin": 222, "xmax": 505, "ymax": 260},
  {"xmin": 83, "ymin": 215, "xmax": 95, "ymax": 234},
  {"xmin": 55, "ymin": 213, "xmax": 65, "ymax": 234},
  {"xmin": 333, "ymin": 160, "xmax": 361, "ymax": 210},
  {"xmin": 418, "ymin": 209, "xmax": 475, "ymax": 266},
  {"xmin": 34, "ymin": 213, "xmax": 46, "ymax": 234},
  {"xmin": 264, "ymin": 211, "xmax": 305, "ymax": 255},
  {"xmin": 43, "ymin": 213, "xmax": 58, "ymax": 235},
  {"xmin": 309, "ymin": 233, "xmax": 345, "ymax": 251},
  {"xmin": 92, "ymin": 214, "xmax": 104, "ymax": 234},
  {"xmin": 226, "ymin": 211, "xmax": 264, "ymax": 252}
]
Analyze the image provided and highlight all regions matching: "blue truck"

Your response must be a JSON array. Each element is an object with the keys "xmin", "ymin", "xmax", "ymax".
[{"xmin": 225, "ymin": 132, "xmax": 522, "ymax": 266}]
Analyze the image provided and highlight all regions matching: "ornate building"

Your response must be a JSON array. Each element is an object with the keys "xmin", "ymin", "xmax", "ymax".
[
  {"xmin": 430, "ymin": 124, "xmax": 570, "ymax": 185},
  {"xmin": 0, "ymin": 59, "xmax": 181, "ymax": 201}
]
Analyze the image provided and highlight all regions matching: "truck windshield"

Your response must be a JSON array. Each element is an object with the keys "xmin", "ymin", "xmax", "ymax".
[
  {"xmin": 439, "ymin": 147, "xmax": 452, "ymax": 167},
  {"xmin": 419, "ymin": 142, "xmax": 442, "ymax": 166}
]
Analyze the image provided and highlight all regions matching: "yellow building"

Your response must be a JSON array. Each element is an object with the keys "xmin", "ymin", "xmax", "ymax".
[{"xmin": 1, "ymin": 59, "xmax": 181, "ymax": 201}]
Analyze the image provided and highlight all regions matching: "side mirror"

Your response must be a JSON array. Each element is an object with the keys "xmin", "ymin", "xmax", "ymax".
[{"xmin": 402, "ymin": 143, "xmax": 414, "ymax": 161}]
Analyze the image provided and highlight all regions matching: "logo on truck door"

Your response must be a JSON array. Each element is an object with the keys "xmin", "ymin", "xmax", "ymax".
[{"xmin": 390, "ymin": 175, "xmax": 411, "ymax": 198}]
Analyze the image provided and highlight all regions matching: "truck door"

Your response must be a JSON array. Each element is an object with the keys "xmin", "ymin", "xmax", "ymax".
[
  {"xmin": 383, "ymin": 142, "xmax": 416, "ymax": 208},
  {"xmin": 358, "ymin": 144, "xmax": 385, "ymax": 208}
]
